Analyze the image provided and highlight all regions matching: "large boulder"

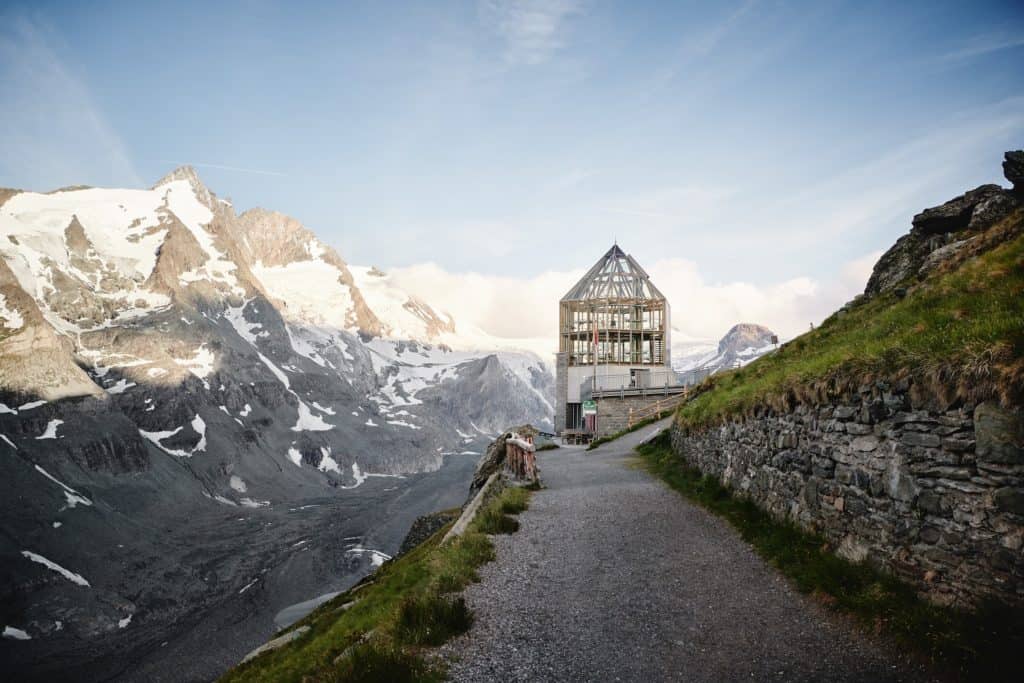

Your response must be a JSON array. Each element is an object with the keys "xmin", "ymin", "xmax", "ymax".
[
  {"xmin": 911, "ymin": 184, "xmax": 1003, "ymax": 236},
  {"xmin": 863, "ymin": 232, "xmax": 928, "ymax": 297}
]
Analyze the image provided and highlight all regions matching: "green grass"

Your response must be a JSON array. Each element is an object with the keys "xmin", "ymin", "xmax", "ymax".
[
  {"xmin": 497, "ymin": 486, "xmax": 531, "ymax": 514},
  {"xmin": 332, "ymin": 643, "xmax": 443, "ymax": 683},
  {"xmin": 221, "ymin": 486, "xmax": 533, "ymax": 683},
  {"xmin": 637, "ymin": 431, "xmax": 1024, "ymax": 679},
  {"xmin": 394, "ymin": 594, "xmax": 473, "ymax": 646},
  {"xmin": 473, "ymin": 486, "xmax": 530, "ymax": 534},
  {"xmin": 536, "ymin": 442, "xmax": 560, "ymax": 451},
  {"xmin": 677, "ymin": 221, "xmax": 1024, "ymax": 430}
]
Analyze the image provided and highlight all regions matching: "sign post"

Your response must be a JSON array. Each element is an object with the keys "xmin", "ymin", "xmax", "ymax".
[{"xmin": 582, "ymin": 399, "xmax": 597, "ymax": 435}]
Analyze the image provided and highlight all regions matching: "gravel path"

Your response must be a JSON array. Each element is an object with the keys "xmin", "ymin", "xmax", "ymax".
[{"xmin": 442, "ymin": 419, "xmax": 930, "ymax": 682}]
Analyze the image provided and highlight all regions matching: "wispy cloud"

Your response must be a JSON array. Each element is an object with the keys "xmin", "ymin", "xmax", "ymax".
[
  {"xmin": 0, "ymin": 13, "xmax": 141, "ymax": 190},
  {"xmin": 936, "ymin": 34, "xmax": 1024, "ymax": 63},
  {"xmin": 754, "ymin": 95, "xmax": 1024, "ymax": 250},
  {"xmin": 154, "ymin": 160, "xmax": 288, "ymax": 177},
  {"xmin": 479, "ymin": 0, "xmax": 583, "ymax": 65}
]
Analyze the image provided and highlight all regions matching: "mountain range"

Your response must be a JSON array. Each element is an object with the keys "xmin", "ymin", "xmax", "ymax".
[{"xmin": 0, "ymin": 167, "xmax": 553, "ymax": 680}]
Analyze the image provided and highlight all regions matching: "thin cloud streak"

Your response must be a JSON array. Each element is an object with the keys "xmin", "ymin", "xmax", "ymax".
[
  {"xmin": 0, "ymin": 13, "xmax": 141, "ymax": 190},
  {"xmin": 936, "ymin": 34, "xmax": 1024, "ymax": 63},
  {"xmin": 479, "ymin": 0, "xmax": 584, "ymax": 65}
]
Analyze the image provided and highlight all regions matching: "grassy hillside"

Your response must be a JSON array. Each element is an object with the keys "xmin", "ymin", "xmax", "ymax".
[
  {"xmin": 677, "ymin": 211, "xmax": 1024, "ymax": 430},
  {"xmin": 221, "ymin": 487, "xmax": 531, "ymax": 683}
]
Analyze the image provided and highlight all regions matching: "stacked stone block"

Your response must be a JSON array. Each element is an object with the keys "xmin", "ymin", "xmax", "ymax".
[{"xmin": 670, "ymin": 382, "xmax": 1023, "ymax": 606}]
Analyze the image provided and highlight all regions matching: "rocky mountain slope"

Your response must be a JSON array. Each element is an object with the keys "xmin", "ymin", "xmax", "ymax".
[
  {"xmin": 0, "ymin": 167, "xmax": 553, "ymax": 679},
  {"xmin": 673, "ymin": 323, "xmax": 778, "ymax": 382}
]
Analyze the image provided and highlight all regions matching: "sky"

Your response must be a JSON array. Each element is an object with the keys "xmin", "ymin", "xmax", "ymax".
[{"xmin": 1, "ymin": 0, "xmax": 1022, "ymax": 347}]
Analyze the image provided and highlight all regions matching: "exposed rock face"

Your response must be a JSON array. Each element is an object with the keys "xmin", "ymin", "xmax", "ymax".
[
  {"xmin": 422, "ymin": 356, "xmax": 552, "ymax": 438},
  {"xmin": 0, "ymin": 259, "xmax": 102, "ymax": 400},
  {"xmin": 397, "ymin": 510, "xmax": 460, "ymax": 555},
  {"xmin": 1004, "ymin": 150, "xmax": 1024, "ymax": 193},
  {"xmin": 717, "ymin": 323, "xmax": 774, "ymax": 358},
  {"xmin": 670, "ymin": 387, "xmax": 1024, "ymax": 607},
  {"xmin": 910, "ymin": 184, "xmax": 1003, "ymax": 235},
  {"xmin": 0, "ymin": 188, "xmax": 22, "ymax": 208},
  {"xmin": 865, "ymin": 152, "xmax": 1022, "ymax": 297}
]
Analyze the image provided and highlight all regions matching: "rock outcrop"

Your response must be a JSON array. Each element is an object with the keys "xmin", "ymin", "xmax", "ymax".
[
  {"xmin": 1004, "ymin": 150, "xmax": 1024, "ymax": 193},
  {"xmin": 864, "ymin": 151, "xmax": 1022, "ymax": 297}
]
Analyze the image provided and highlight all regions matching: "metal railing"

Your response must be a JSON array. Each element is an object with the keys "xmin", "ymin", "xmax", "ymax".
[{"xmin": 579, "ymin": 369, "xmax": 681, "ymax": 399}]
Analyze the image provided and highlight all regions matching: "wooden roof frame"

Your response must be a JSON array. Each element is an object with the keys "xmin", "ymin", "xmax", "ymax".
[{"xmin": 560, "ymin": 244, "xmax": 666, "ymax": 303}]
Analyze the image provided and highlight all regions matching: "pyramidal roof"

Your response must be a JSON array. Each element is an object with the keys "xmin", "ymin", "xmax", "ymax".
[{"xmin": 561, "ymin": 244, "xmax": 665, "ymax": 302}]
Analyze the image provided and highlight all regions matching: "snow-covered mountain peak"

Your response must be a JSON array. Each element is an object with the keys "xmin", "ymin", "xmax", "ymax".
[
  {"xmin": 349, "ymin": 265, "xmax": 456, "ymax": 341},
  {"xmin": 674, "ymin": 322, "xmax": 778, "ymax": 379},
  {"xmin": 152, "ymin": 165, "xmax": 214, "ymax": 210}
]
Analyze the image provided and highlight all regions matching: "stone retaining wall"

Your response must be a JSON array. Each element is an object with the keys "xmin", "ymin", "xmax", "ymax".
[
  {"xmin": 669, "ymin": 383, "xmax": 1024, "ymax": 606},
  {"xmin": 596, "ymin": 393, "xmax": 683, "ymax": 437}
]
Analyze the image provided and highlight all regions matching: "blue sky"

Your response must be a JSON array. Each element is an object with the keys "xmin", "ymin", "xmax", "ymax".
[{"xmin": 1, "ymin": 1, "xmax": 1022, "ymax": 342}]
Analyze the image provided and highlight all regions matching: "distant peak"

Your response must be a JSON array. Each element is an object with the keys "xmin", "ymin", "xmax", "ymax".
[
  {"xmin": 718, "ymin": 323, "xmax": 776, "ymax": 355},
  {"xmin": 152, "ymin": 165, "xmax": 207, "ymax": 192},
  {"xmin": 152, "ymin": 165, "xmax": 214, "ymax": 208}
]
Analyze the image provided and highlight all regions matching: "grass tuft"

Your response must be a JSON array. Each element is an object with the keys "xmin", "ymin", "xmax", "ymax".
[
  {"xmin": 472, "ymin": 485, "xmax": 531, "ymax": 534},
  {"xmin": 472, "ymin": 506, "xmax": 520, "ymax": 534},
  {"xmin": 637, "ymin": 431, "xmax": 1024, "ymax": 680},
  {"xmin": 498, "ymin": 486, "xmax": 531, "ymax": 514},
  {"xmin": 331, "ymin": 642, "xmax": 442, "ymax": 683},
  {"xmin": 394, "ymin": 594, "xmax": 473, "ymax": 646}
]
